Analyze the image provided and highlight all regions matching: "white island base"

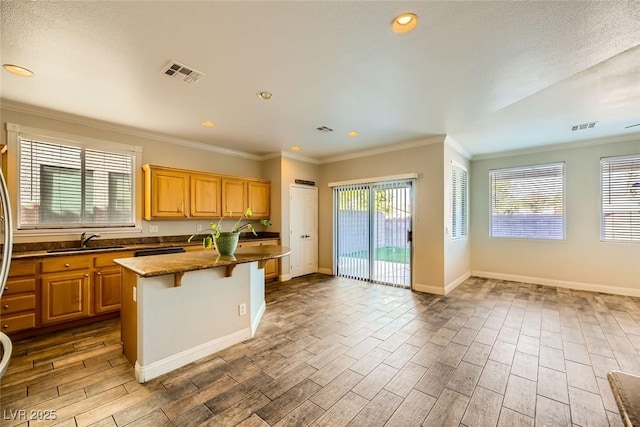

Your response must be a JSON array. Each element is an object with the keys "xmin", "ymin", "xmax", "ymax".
[{"xmin": 121, "ymin": 262, "xmax": 266, "ymax": 383}]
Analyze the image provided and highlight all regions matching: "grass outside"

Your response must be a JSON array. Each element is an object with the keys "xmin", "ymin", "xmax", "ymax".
[{"xmin": 344, "ymin": 247, "xmax": 410, "ymax": 264}]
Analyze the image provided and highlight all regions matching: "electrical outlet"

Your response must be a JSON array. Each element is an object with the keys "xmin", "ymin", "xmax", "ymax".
[
  {"xmin": 196, "ymin": 224, "xmax": 202, "ymax": 232},
  {"xmin": 149, "ymin": 225, "xmax": 159, "ymax": 233},
  {"xmin": 238, "ymin": 303, "xmax": 247, "ymax": 316}
]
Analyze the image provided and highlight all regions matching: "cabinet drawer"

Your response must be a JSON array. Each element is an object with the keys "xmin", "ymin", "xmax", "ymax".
[
  {"xmin": 238, "ymin": 240, "xmax": 278, "ymax": 248},
  {"xmin": 9, "ymin": 260, "xmax": 38, "ymax": 277},
  {"xmin": 1, "ymin": 312, "xmax": 36, "ymax": 333},
  {"xmin": 1, "ymin": 294, "xmax": 36, "ymax": 315},
  {"xmin": 42, "ymin": 255, "xmax": 92, "ymax": 273},
  {"xmin": 3, "ymin": 278, "xmax": 37, "ymax": 295},
  {"xmin": 94, "ymin": 251, "xmax": 134, "ymax": 268}
]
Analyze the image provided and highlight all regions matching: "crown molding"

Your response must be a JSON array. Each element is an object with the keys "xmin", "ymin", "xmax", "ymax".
[
  {"xmin": 319, "ymin": 135, "xmax": 447, "ymax": 164},
  {"xmin": 444, "ymin": 135, "xmax": 471, "ymax": 160},
  {"xmin": 0, "ymin": 99, "xmax": 262, "ymax": 161},
  {"xmin": 472, "ymin": 131, "xmax": 640, "ymax": 161}
]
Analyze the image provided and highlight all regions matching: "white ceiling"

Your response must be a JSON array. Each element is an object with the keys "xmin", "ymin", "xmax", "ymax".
[{"xmin": 1, "ymin": 1, "xmax": 639, "ymax": 161}]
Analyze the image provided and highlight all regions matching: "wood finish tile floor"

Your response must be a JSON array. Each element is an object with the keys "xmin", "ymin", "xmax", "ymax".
[{"xmin": 2, "ymin": 275, "xmax": 639, "ymax": 427}]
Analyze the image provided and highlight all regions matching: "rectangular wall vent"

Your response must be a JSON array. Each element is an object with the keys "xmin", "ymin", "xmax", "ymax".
[
  {"xmin": 571, "ymin": 121, "xmax": 597, "ymax": 131},
  {"xmin": 161, "ymin": 60, "xmax": 205, "ymax": 83},
  {"xmin": 316, "ymin": 126, "xmax": 334, "ymax": 133}
]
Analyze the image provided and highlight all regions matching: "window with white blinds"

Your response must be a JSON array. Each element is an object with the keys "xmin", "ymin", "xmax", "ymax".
[
  {"xmin": 451, "ymin": 162, "xmax": 468, "ymax": 239},
  {"xmin": 601, "ymin": 154, "xmax": 640, "ymax": 242},
  {"xmin": 490, "ymin": 162, "xmax": 565, "ymax": 240},
  {"xmin": 18, "ymin": 136, "xmax": 135, "ymax": 229}
]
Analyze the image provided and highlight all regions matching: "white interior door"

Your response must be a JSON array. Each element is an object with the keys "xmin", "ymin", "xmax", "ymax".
[{"xmin": 290, "ymin": 185, "xmax": 318, "ymax": 278}]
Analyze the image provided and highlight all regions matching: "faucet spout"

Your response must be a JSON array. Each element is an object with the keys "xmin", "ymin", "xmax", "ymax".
[{"xmin": 81, "ymin": 232, "xmax": 101, "ymax": 248}]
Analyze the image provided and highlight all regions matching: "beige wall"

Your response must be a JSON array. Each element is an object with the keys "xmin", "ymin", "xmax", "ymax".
[
  {"xmin": 444, "ymin": 139, "xmax": 471, "ymax": 290},
  {"xmin": 471, "ymin": 137, "xmax": 640, "ymax": 294},
  {"xmin": 318, "ymin": 140, "xmax": 447, "ymax": 291},
  {"xmin": 1, "ymin": 107, "xmax": 264, "ymax": 243}
]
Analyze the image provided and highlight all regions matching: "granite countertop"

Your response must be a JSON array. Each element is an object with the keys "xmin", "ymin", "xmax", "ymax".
[
  {"xmin": 10, "ymin": 232, "xmax": 280, "ymax": 260},
  {"xmin": 114, "ymin": 245, "xmax": 291, "ymax": 277}
]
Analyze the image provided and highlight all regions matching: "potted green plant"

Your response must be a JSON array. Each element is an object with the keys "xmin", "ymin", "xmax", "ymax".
[{"xmin": 188, "ymin": 208, "xmax": 271, "ymax": 256}]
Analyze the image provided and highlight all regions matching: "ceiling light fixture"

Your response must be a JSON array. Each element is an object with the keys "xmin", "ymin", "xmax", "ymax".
[
  {"xmin": 201, "ymin": 120, "xmax": 216, "ymax": 128},
  {"xmin": 291, "ymin": 146, "xmax": 301, "ymax": 151},
  {"xmin": 392, "ymin": 13, "xmax": 418, "ymax": 33},
  {"xmin": 347, "ymin": 131, "xmax": 359, "ymax": 137},
  {"xmin": 2, "ymin": 64, "xmax": 34, "ymax": 77},
  {"xmin": 257, "ymin": 91, "xmax": 272, "ymax": 100}
]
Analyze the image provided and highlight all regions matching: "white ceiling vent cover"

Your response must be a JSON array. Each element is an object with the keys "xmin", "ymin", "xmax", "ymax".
[{"xmin": 162, "ymin": 60, "xmax": 205, "ymax": 83}]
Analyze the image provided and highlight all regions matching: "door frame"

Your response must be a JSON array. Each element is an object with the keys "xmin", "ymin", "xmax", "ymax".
[{"xmin": 289, "ymin": 184, "xmax": 318, "ymax": 278}]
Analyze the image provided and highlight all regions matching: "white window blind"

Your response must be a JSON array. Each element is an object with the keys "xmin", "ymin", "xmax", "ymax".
[
  {"xmin": 601, "ymin": 155, "xmax": 640, "ymax": 242},
  {"xmin": 490, "ymin": 162, "xmax": 565, "ymax": 240},
  {"xmin": 18, "ymin": 136, "xmax": 135, "ymax": 229},
  {"xmin": 451, "ymin": 163, "xmax": 468, "ymax": 238}
]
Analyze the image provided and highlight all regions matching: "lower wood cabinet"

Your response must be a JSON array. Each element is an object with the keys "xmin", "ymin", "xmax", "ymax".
[
  {"xmin": 94, "ymin": 267, "xmax": 123, "ymax": 314},
  {"xmin": 1, "ymin": 260, "xmax": 39, "ymax": 334},
  {"xmin": 41, "ymin": 271, "xmax": 91, "ymax": 325}
]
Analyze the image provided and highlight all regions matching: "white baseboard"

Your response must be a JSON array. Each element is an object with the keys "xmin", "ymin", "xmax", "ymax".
[
  {"xmin": 471, "ymin": 270, "xmax": 640, "ymax": 297},
  {"xmin": 318, "ymin": 268, "xmax": 333, "ymax": 275},
  {"xmin": 251, "ymin": 302, "xmax": 265, "ymax": 337},
  {"xmin": 413, "ymin": 283, "xmax": 445, "ymax": 295},
  {"xmin": 413, "ymin": 271, "xmax": 471, "ymax": 296},
  {"xmin": 446, "ymin": 271, "xmax": 471, "ymax": 294},
  {"xmin": 278, "ymin": 273, "xmax": 292, "ymax": 282},
  {"xmin": 134, "ymin": 328, "xmax": 251, "ymax": 383}
]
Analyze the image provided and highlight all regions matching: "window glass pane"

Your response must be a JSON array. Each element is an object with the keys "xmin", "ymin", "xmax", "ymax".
[
  {"xmin": 452, "ymin": 164, "xmax": 468, "ymax": 238},
  {"xmin": 601, "ymin": 155, "xmax": 640, "ymax": 242},
  {"xmin": 490, "ymin": 163, "xmax": 565, "ymax": 240},
  {"xmin": 18, "ymin": 136, "xmax": 135, "ymax": 229}
]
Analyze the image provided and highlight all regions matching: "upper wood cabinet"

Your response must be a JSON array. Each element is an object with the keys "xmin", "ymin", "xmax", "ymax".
[
  {"xmin": 143, "ymin": 165, "xmax": 270, "ymax": 220},
  {"xmin": 248, "ymin": 181, "xmax": 270, "ymax": 219},
  {"xmin": 144, "ymin": 165, "xmax": 189, "ymax": 219},
  {"xmin": 221, "ymin": 178, "xmax": 247, "ymax": 217},
  {"xmin": 191, "ymin": 174, "xmax": 221, "ymax": 218}
]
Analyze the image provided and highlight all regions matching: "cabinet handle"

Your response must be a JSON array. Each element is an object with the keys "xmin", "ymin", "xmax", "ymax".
[
  {"xmin": 3, "ymin": 287, "xmax": 7, "ymax": 291},
  {"xmin": 65, "ymin": 263, "xmax": 70, "ymax": 267},
  {"xmin": 96, "ymin": 272, "xmax": 101, "ymax": 276},
  {"xmin": 3, "ymin": 305, "xmax": 8, "ymax": 309},
  {"xmin": 2, "ymin": 325, "xmax": 8, "ymax": 329},
  {"xmin": 84, "ymin": 274, "xmax": 89, "ymax": 277}
]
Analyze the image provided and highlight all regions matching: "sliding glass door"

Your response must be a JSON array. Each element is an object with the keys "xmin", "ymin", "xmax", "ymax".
[{"xmin": 334, "ymin": 179, "xmax": 413, "ymax": 288}]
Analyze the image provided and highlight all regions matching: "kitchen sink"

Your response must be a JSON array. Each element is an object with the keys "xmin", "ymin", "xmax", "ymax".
[{"xmin": 46, "ymin": 245, "xmax": 125, "ymax": 253}]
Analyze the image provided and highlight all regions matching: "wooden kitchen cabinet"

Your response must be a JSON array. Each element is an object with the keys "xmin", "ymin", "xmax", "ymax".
[
  {"xmin": 221, "ymin": 178, "xmax": 247, "ymax": 216},
  {"xmin": 1, "ymin": 260, "xmax": 39, "ymax": 334},
  {"xmin": 94, "ymin": 267, "xmax": 122, "ymax": 314},
  {"xmin": 144, "ymin": 164, "xmax": 270, "ymax": 221},
  {"xmin": 247, "ymin": 181, "xmax": 270, "ymax": 218},
  {"xmin": 191, "ymin": 173, "xmax": 221, "ymax": 218},
  {"xmin": 41, "ymin": 271, "xmax": 91, "ymax": 325},
  {"xmin": 144, "ymin": 165, "xmax": 190, "ymax": 219}
]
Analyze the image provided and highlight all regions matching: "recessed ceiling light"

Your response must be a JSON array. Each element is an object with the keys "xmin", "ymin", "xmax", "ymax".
[
  {"xmin": 347, "ymin": 131, "xmax": 359, "ymax": 137},
  {"xmin": 291, "ymin": 146, "xmax": 301, "ymax": 151},
  {"xmin": 257, "ymin": 91, "xmax": 273, "ymax": 100},
  {"xmin": 201, "ymin": 120, "xmax": 216, "ymax": 128},
  {"xmin": 2, "ymin": 64, "xmax": 34, "ymax": 77},
  {"xmin": 392, "ymin": 13, "xmax": 418, "ymax": 33}
]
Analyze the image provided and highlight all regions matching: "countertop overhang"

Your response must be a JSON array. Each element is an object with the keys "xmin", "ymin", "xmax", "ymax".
[{"xmin": 114, "ymin": 245, "xmax": 291, "ymax": 278}]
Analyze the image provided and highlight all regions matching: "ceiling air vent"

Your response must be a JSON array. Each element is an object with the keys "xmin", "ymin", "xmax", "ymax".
[
  {"xmin": 571, "ymin": 121, "xmax": 597, "ymax": 131},
  {"xmin": 316, "ymin": 126, "xmax": 334, "ymax": 133},
  {"xmin": 161, "ymin": 60, "xmax": 205, "ymax": 83}
]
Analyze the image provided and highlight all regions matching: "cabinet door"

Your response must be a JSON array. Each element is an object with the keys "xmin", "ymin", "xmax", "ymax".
[
  {"xmin": 191, "ymin": 174, "xmax": 221, "ymax": 218},
  {"xmin": 94, "ymin": 267, "xmax": 122, "ymax": 314},
  {"xmin": 221, "ymin": 179, "xmax": 247, "ymax": 217},
  {"xmin": 149, "ymin": 168, "xmax": 189, "ymax": 218},
  {"xmin": 247, "ymin": 181, "xmax": 270, "ymax": 218},
  {"xmin": 41, "ymin": 272, "xmax": 90, "ymax": 325}
]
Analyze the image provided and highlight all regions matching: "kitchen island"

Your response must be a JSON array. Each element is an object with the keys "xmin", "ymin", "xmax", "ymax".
[{"xmin": 114, "ymin": 245, "xmax": 290, "ymax": 383}]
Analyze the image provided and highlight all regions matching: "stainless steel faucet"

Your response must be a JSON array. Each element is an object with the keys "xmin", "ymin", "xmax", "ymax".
[{"xmin": 80, "ymin": 232, "xmax": 101, "ymax": 248}]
